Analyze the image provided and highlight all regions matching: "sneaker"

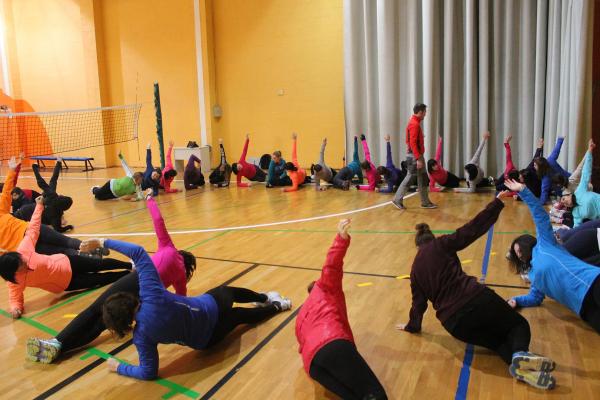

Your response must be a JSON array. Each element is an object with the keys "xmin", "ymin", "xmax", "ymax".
[
  {"xmin": 420, "ymin": 203, "xmax": 438, "ymax": 209},
  {"xmin": 391, "ymin": 200, "xmax": 406, "ymax": 210},
  {"xmin": 91, "ymin": 186, "xmax": 99, "ymax": 195},
  {"xmin": 509, "ymin": 366, "xmax": 556, "ymax": 390},
  {"xmin": 512, "ymin": 352, "xmax": 555, "ymax": 372},
  {"xmin": 26, "ymin": 337, "xmax": 61, "ymax": 364},
  {"xmin": 272, "ymin": 297, "xmax": 292, "ymax": 311},
  {"xmin": 253, "ymin": 291, "xmax": 282, "ymax": 307}
]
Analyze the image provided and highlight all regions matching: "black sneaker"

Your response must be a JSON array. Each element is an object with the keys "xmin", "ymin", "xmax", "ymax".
[
  {"xmin": 391, "ymin": 200, "xmax": 406, "ymax": 210},
  {"xmin": 420, "ymin": 203, "xmax": 438, "ymax": 209}
]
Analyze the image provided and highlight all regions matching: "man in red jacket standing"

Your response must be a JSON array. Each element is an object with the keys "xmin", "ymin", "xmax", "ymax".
[
  {"xmin": 295, "ymin": 219, "xmax": 387, "ymax": 400},
  {"xmin": 392, "ymin": 103, "xmax": 437, "ymax": 209}
]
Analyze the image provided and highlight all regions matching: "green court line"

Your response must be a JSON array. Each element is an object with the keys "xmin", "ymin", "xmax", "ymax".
[
  {"xmin": 80, "ymin": 348, "xmax": 199, "ymax": 399},
  {"xmin": 0, "ymin": 308, "xmax": 199, "ymax": 399},
  {"xmin": 28, "ymin": 288, "xmax": 101, "ymax": 320},
  {"xmin": 184, "ymin": 230, "xmax": 231, "ymax": 251}
]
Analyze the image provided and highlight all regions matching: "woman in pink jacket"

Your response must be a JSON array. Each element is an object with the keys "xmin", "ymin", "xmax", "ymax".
[
  {"xmin": 295, "ymin": 219, "xmax": 387, "ymax": 400},
  {"xmin": 0, "ymin": 197, "xmax": 132, "ymax": 319},
  {"xmin": 160, "ymin": 141, "xmax": 180, "ymax": 193},
  {"xmin": 357, "ymin": 134, "xmax": 381, "ymax": 191}
]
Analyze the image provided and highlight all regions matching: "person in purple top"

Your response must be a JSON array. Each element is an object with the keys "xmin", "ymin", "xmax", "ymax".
[
  {"xmin": 396, "ymin": 192, "xmax": 556, "ymax": 390},
  {"xmin": 183, "ymin": 154, "xmax": 205, "ymax": 190},
  {"xmin": 377, "ymin": 135, "xmax": 406, "ymax": 194},
  {"xmin": 80, "ymin": 239, "xmax": 292, "ymax": 380}
]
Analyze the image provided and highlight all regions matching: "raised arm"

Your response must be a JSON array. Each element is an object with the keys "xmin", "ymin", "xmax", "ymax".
[
  {"xmin": 103, "ymin": 239, "xmax": 164, "ymax": 302},
  {"xmin": 145, "ymin": 147, "xmax": 154, "ymax": 174},
  {"xmin": 360, "ymin": 135, "xmax": 371, "ymax": 163},
  {"xmin": 569, "ymin": 153, "xmax": 587, "ymax": 186},
  {"xmin": 146, "ymin": 196, "xmax": 174, "ymax": 249},
  {"xmin": 21, "ymin": 201, "xmax": 44, "ymax": 248},
  {"xmin": 504, "ymin": 137, "xmax": 515, "ymax": 177},
  {"xmin": 165, "ymin": 142, "xmax": 174, "ymax": 170},
  {"xmin": 507, "ymin": 181, "xmax": 556, "ymax": 244},
  {"xmin": 117, "ymin": 340, "xmax": 159, "ymax": 380},
  {"xmin": 0, "ymin": 166, "xmax": 17, "ymax": 215},
  {"xmin": 438, "ymin": 197, "xmax": 504, "ymax": 252},
  {"xmin": 317, "ymin": 221, "xmax": 351, "ymax": 293},
  {"xmin": 119, "ymin": 153, "xmax": 134, "ymax": 178},
  {"xmin": 575, "ymin": 150, "xmax": 593, "ymax": 197},
  {"xmin": 547, "ymin": 137, "xmax": 564, "ymax": 163},
  {"xmin": 219, "ymin": 142, "xmax": 227, "ymax": 165},
  {"xmin": 240, "ymin": 136, "xmax": 250, "ymax": 162},
  {"xmin": 291, "ymin": 133, "xmax": 299, "ymax": 166},
  {"xmin": 468, "ymin": 132, "xmax": 489, "ymax": 166},
  {"xmin": 435, "ymin": 136, "xmax": 443, "ymax": 164},
  {"xmin": 319, "ymin": 138, "xmax": 326, "ymax": 166}
]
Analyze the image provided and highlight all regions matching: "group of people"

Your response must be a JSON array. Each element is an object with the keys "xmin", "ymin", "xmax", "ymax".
[{"xmin": 1, "ymin": 102, "xmax": 599, "ymax": 399}]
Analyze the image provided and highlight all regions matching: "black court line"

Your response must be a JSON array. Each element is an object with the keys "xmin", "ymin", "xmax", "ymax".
[
  {"xmin": 32, "ymin": 339, "xmax": 133, "ymax": 400},
  {"xmin": 31, "ymin": 262, "xmax": 260, "ymax": 399},
  {"xmin": 199, "ymin": 307, "xmax": 301, "ymax": 400},
  {"xmin": 485, "ymin": 283, "xmax": 529, "ymax": 290}
]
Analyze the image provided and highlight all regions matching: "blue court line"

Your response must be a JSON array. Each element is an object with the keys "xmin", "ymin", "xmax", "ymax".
[{"xmin": 454, "ymin": 224, "xmax": 495, "ymax": 400}]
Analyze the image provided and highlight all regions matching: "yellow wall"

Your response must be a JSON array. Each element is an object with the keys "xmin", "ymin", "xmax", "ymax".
[
  {"xmin": 209, "ymin": 0, "xmax": 345, "ymax": 167},
  {"xmin": 95, "ymin": 0, "xmax": 201, "ymax": 168}
]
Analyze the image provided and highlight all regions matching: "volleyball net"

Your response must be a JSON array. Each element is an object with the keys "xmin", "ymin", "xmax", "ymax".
[{"xmin": 0, "ymin": 103, "xmax": 142, "ymax": 161}]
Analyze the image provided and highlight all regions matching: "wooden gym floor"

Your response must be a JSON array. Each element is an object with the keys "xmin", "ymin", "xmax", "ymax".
[{"xmin": 1, "ymin": 166, "xmax": 599, "ymax": 399}]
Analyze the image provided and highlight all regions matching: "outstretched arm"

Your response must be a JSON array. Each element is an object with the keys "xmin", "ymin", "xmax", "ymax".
[
  {"xmin": 240, "ymin": 136, "xmax": 250, "ymax": 162},
  {"xmin": 435, "ymin": 136, "xmax": 443, "ymax": 164},
  {"xmin": 503, "ymin": 136, "xmax": 515, "ymax": 177},
  {"xmin": 438, "ymin": 196, "xmax": 504, "ymax": 252},
  {"xmin": 146, "ymin": 196, "xmax": 174, "ymax": 249},
  {"xmin": 360, "ymin": 134, "xmax": 371, "ymax": 163},
  {"xmin": 317, "ymin": 220, "xmax": 351, "ymax": 293},
  {"xmin": 119, "ymin": 153, "xmax": 134, "ymax": 178},
  {"xmin": 165, "ymin": 142, "xmax": 174, "ymax": 170},
  {"xmin": 575, "ymin": 150, "xmax": 593, "ymax": 197},
  {"xmin": 468, "ymin": 132, "xmax": 489, "ymax": 166},
  {"xmin": 319, "ymin": 138, "xmax": 326, "ymax": 166},
  {"xmin": 506, "ymin": 180, "xmax": 556, "ymax": 244}
]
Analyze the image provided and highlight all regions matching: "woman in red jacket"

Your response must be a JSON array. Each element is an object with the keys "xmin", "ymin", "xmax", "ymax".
[{"xmin": 295, "ymin": 219, "xmax": 387, "ymax": 400}]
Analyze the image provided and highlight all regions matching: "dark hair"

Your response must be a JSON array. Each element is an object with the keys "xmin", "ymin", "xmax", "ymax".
[
  {"xmin": 11, "ymin": 187, "xmax": 24, "ymax": 198},
  {"xmin": 552, "ymin": 174, "xmax": 568, "ymax": 189},
  {"xmin": 360, "ymin": 161, "xmax": 371, "ymax": 171},
  {"xmin": 507, "ymin": 169, "xmax": 520, "ymax": 181},
  {"xmin": 427, "ymin": 159, "xmax": 438, "ymax": 174},
  {"xmin": 259, "ymin": 154, "xmax": 272, "ymax": 169},
  {"xmin": 376, "ymin": 166, "xmax": 389, "ymax": 179},
  {"xmin": 307, "ymin": 280, "xmax": 316, "ymax": 293},
  {"xmin": 400, "ymin": 161, "xmax": 408, "ymax": 171},
  {"xmin": 0, "ymin": 252, "xmax": 22, "ymax": 283},
  {"xmin": 508, "ymin": 235, "xmax": 537, "ymax": 274},
  {"xmin": 284, "ymin": 161, "xmax": 297, "ymax": 172},
  {"xmin": 312, "ymin": 164, "xmax": 322, "ymax": 173},
  {"xmin": 152, "ymin": 168, "xmax": 162, "ymax": 179},
  {"xmin": 415, "ymin": 223, "xmax": 435, "ymax": 247},
  {"xmin": 103, "ymin": 292, "xmax": 139, "ymax": 338},
  {"xmin": 413, "ymin": 103, "xmax": 427, "ymax": 114},
  {"xmin": 272, "ymin": 150, "xmax": 282, "ymax": 158},
  {"xmin": 232, "ymin": 162, "xmax": 239, "ymax": 174},
  {"xmin": 570, "ymin": 193, "xmax": 578, "ymax": 207},
  {"xmin": 533, "ymin": 157, "xmax": 550, "ymax": 179},
  {"xmin": 464, "ymin": 164, "xmax": 478, "ymax": 181},
  {"xmin": 178, "ymin": 250, "xmax": 197, "ymax": 281},
  {"xmin": 164, "ymin": 169, "xmax": 178, "ymax": 180}
]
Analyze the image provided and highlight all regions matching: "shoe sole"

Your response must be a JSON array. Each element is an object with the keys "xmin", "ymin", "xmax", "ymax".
[
  {"xmin": 391, "ymin": 202, "xmax": 405, "ymax": 210},
  {"xmin": 420, "ymin": 205, "xmax": 437, "ymax": 209},
  {"xmin": 512, "ymin": 354, "xmax": 556, "ymax": 372},
  {"xmin": 509, "ymin": 366, "xmax": 555, "ymax": 390},
  {"xmin": 26, "ymin": 338, "xmax": 59, "ymax": 364}
]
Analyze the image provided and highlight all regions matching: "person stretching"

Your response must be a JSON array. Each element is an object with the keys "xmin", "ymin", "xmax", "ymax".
[
  {"xmin": 159, "ymin": 141, "xmax": 179, "ymax": 193},
  {"xmin": 427, "ymin": 136, "xmax": 460, "ymax": 192},
  {"xmin": 357, "ymin": 134, "xmax": 380, "ymax": 191},
  {"xmin": 1, "ymin": 157, "xmax": 85, "ymax": 256},
  {"xmin": 376, "ymin": 135, "xmax": 407, "ymax": 194},
  {"xmin": 26, "ymin": 193, "xmax": 198, "ymax": 363},
  {"xmin": 13, "ymin": 159, "xmax": 74, "ymax": 232},
  {"xmin": 296, "ymin": 219, "xmax": 388, "ymax": 399},
  {"xmin": 504, "ymin": 178, "xmax": 600, "ymax": 334},
  {"xmin": 81, "ymin": 238, "xmax": 291, "ymax": 380},
  {"xmin": 92, "ymin": 173, "xmax": 143, "ymax": 201},
  {"xmin": 0, "ymin": 197, "xmax": 132, "ymax": 319},
  {"xmin": 283, "ymin": 133, "xmax": 307, "ymax": 192},
  {"xmin": 209, "ymin": 138, "xmax": 232, "ymax": 187},
  {"xmin": 124, "ymin": 144, "xmax": 162, "ymax": 196},
  {"xmin": 494, "ymin": 135, "xmax": 521, "ymax": 196},
  {"xmin": 312, "ymin": 138, "xmax": 336, "ymax": 191},
  {"xmin": 266, "ymin": 150, "xmax": 291, "ymax": 188},
  {"xmin": 454, "ymin": 131, "xmax": 491, "ymax": 193},
  {"xmin": 392, "ymin": 103, "xmax": 436, "ymax": 209},
  {"xmin": 232, "ymin": 134, "xmax": 267, "ymax": 187},
  {"xmin": 559, "ymin": 140, "xmax": 599, "ymax": 227},
  {"xmin": 397, "ymin": 194, "xmax": 556, "ymax": 390},
  {"xmin": 9, "ymin": 161, "xmax": 40, "ymax": 212},
  {"xmin": 347, "ymin": 136, "xmax": 364, "ymax": 184},
  {"xmin": 183, "ymin": 154, "xmax": 205, "ymax": 190}
]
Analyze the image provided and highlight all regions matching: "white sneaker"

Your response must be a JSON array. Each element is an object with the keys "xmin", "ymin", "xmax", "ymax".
[
  {"xmin": 274, "ymin": 297, "xmax": 292, "ymax": 311},
  {"xmin": 253, "ymin": 291, "xmax": 282, "ymax": 307}
]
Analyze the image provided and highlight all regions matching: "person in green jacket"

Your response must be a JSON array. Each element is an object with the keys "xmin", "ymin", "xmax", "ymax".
[{"xmin": 91, "ymin": 173, "xmax": 144, "ymax": 201}]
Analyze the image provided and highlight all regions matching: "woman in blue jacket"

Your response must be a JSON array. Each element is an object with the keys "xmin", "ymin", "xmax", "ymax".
[
  {"xmin": 504, "ymin": 179, "xmax": 600, "ymax": 334},
  {"xmin": 80, "ymin": 238, "xmax": 292, "ymax": 380}
]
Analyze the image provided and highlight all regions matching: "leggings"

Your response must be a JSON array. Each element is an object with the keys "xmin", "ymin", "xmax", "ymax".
[
  {"xmin": 205, "ymin": 286, "xmax": 278, "ymax": 347},
  {"xmin": 93, "ymin": 181, "xmax": 117, "ymax": 200},
  {"xmin": 57, "ymin": 271, "xmax": 139, "ymax": 353},
  {"xmin": 333, "ymin": 167, "xmax": 353, "ymax": 189},
  {"xmin": 309, "ymin": 339, "xmax": 387, "ymax": 400},
  {"xmin": 394, "ymin": 154, "xmax": 431, "ymax": 205},
  {"xmin": 65, "ymin": 255, "xmax": 132, "ymax": 291},
  {"xmin": 250, "ymin": 168, "xmax": 266, "ymax": 182},
  {"xmin": 209, "ymin": 164, "xmax": 232, "ymax": 186},
  {"xmin": 267, "ymin": 174, "xmax": 292, "ymax": 187},
  {"xmin": 32, "ymin": 162, "xmax": 60, "ymax": 195},
  {"xmin": 35, "ymin": 225, "xmax": 82, "ymax": 256},
  {"xmin": 442, "ymin": 287, "xmax": 531, "ymax": 365},
  {"xmin": 443, "ymin": 172, "xmax": 460, "ymax": 188},
  {"xmin": 561, "ymin": 228, "xmax": 600, "ymax": 266},
  {"xmin": 557, "ymin": 219, "xmax": 600, "ymax": 243},
  {"xmin": 580, "ymin": 276, "xmax": 600, "ymax": 333}
]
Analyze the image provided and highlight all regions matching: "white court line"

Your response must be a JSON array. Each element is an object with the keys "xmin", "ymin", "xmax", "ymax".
[{"xmin": 72, "ymin": 192, "xmax": 418, "ymax": 237}]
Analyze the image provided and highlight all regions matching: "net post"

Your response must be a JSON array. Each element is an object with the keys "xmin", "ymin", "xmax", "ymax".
[{"xmin": 154, "ymin": 82, "xmax": 165, "ymax": 169}]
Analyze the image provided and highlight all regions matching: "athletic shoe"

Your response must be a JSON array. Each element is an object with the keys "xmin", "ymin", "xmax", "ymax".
[
  {"xmin": 253, "ymin": 291, "xmax": 282, "ymax": 307},
  {"xmin": 26, "ymin": 337, "xmax": 61, "ymax": 364},
  {"xmin": 420, "ymin": 203, "xmax": 438, "ymax": 209},
  {"xmin": 91, "ymin": 186, "xmax": 100, "ymax": 195},
  {"xmin": 509, "ymin": 365, "xmax": 555, "ymax": 390},
  {"xmin": 391, "ymin": 200, "xmax": 406, "ymax": 210},
  {"xmin": 512, "ymin": 352, "xmax": 556, "ymax": 372},
  {"xmin": 272, "ymin": 297, "xmax": 292, "ymax": 311}
]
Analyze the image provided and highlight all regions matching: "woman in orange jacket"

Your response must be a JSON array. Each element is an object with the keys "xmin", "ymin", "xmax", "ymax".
[{"xmin": 282, "ymin": 133, "xmax": 307, "ymax": 192}]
